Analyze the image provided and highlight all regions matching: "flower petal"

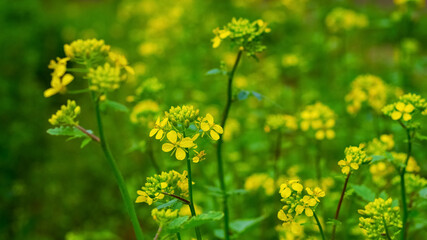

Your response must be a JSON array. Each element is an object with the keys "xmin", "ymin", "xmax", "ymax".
[
  {"xmin": 210, "ymin": 130, "xmax": 220, "ymax": 140},
  {"xmin": 167, "ymin": 131, "xmax": 177, "ymax": 143},
  {"xmin": 175, "ymin": 148, "xmax": 186, "ymax": 160},
  {"xmin": 162, "ymin": 143, "xmax": 174, "ymax": 152}
]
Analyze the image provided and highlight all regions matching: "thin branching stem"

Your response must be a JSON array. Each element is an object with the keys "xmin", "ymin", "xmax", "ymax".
[
  {"xmin": 217, "ymin": 50, "xmax": 242, "ymax": 240},
  {"xmin": 186, "ymin": 154, "xmax": 202, "ymax": 240},
  {"xmin": 94, "ymin": 97, "xmax": 144, "ymax": 240},
  {"xmin": 331, "ymin": 172, "xmax": 351, "ymax": 240},
  {"xmin": 313, "ymin": 211, "xmax": 326, "ymax": 240}
]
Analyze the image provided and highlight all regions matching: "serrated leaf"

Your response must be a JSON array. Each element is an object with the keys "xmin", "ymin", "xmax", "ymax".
[
  {"xmin": 351, "ymin": 184, "xmax": 375, "ymax": 202},
  {"xmin": 230, "ymin": 216, "xmax": 265, "ymax": 234},
  {"xmin": 164, "ymin": 216, "xmax": 189, "ymax": 233},
  {"xmin": 379, "ymin": 191, "xmax": 388, "ymax": 200},
  {"xmin": 101, "ymin": 100, "xmax": 129, "ymax": 112},
  {"xmin": 237, "ymin": 90, "xmax": 250, "ymax": 101},
  {"xmin": 326, "ymin": 218, "xmax": 342, "ymax": 226}
]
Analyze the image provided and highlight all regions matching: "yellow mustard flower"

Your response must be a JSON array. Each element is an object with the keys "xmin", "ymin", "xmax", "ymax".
[
  {"xmin": 44, "ymin": 74, "xmax": 74, "ymax": 98},
  {"xmin": 162, "ymin": 131, "xmax": 195, "ymax": 160},
  {"xmin": 200, "ymin": 113, "xmax": 224, "ymax": 140},
  {"xmin": 149, "ymin": 117, "xmax": 169, "ymax": 140},
  {"xmin": 295, "ymin": 195, "xmax": 317, "ymax": 217}
]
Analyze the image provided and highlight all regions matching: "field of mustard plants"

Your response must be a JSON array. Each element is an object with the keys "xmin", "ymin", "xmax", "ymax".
[{"xmin": 1, "ymin": 0, "xmax": 427, "ymax": 239}]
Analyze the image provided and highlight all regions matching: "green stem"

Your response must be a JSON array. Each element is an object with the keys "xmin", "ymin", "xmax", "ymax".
[
  {"xmin": 383, "ymin": 216, "xmax": 392, "ymax": 240},
  {"xmin": 313, "ymin": 211, "xmax": 326, "ymax": 240},
  {"xmin": 94, "ymin": 98, "xmax": 144, "ymax": 240},
  {"xmin": 186, "ymin": 154, "xmax": 202, "ymax": 240},
  {"xmin": 331, "ymin": 172, "xmax": 351, "ymax": 240},
  {"xmin": 217, "ymin": 50, "xmax": 242, "ymax": 240},
  {"xmin": 400, "ymin": 128, "xmax": 412, "ymax": 240},
  {"xmin": 176, "ymin": 233, "xmax": 181, "ymax": 240}
]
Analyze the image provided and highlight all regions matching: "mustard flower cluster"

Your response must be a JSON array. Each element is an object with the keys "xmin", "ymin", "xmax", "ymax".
[
  {"xmin": 382, "ymin": 93, "xmax": 427, "ymax": 129},
  {"xmin": 151, "ymin": 208, "xmax": 179, "ymax": 225},
  {"xmin": 345, "ymin": 75, "xmax": 392, "ymax": 115},
  {"xmin": 300, "ymin": 102, "xmax": 336, "ymax": 140},
  {"xmin": 338, "ymin": 145, "xmax": 370, "ymax": 175},
  {"xmin": 358, "ymin": 198, "xmax": 402, "ymax": 239},
  {"xmin": 44, "ymin": 58, "xmax": 74, "ymax": 97},
  {"xmin": 64, "ymin": 38, "xmax": 110, "ymax": 63},
  {"xmin": 325, "ymin": 7, "xmax": 369, "ymax": 33},
  {"xmin": 48, "ymin": 100, "xmax": 81, "ymax": 126},
  {"xmin": 150, "ymin": 105, "xmax": 223, "ymax": 161},
  {"xmin": 212, "ymin": 18, "xmax": 271, "ymax": 56},
  {"xmin": 278, "ymin": 180, "xmax": 325, "ymax": 231},
  {"xmin": 244, "ymin": 173, "xmax": 275, "ymax": 196},
  {"xmin": 44, "ymin": 39, "xmax": 133, "ymax": 97},
  {"xmin": 136, "ymin": 170, "xmax": 188, "ymax": 205},
  {"xmin": 264, "ymin": 114, "xmax": 297, "ymax": 132}
]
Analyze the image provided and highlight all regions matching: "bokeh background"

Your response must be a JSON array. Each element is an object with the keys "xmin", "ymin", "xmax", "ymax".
[{"xmin": 1, "ymin": 0, "xmax": 427, "ymax": 239}]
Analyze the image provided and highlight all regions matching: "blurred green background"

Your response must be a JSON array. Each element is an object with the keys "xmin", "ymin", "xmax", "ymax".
[{"xmin": 1, "ymin": 0, "xmax": 427, "ymax": 239}]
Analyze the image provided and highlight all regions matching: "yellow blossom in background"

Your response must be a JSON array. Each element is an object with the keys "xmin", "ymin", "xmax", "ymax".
[
  {"xmin": 325, "ymin": 7, "xmax": 368, "ymax": 33},
  {"xmin": 300, "ymin": 102, "xmax": 336, "ymax": 140},
  {"xmin": 365, "ymin": 134, "xmax": 394, "ymax": 156},
  {"xmin": 394, "ymin": 0, "xmax": 425, "ymax": 8},
  {"xmin": 345, "ymin": 75, "xmax": 390, "ymax": 115},
  {"xmin": 265, "ymin": 114, "xmax": 298, "ymax": 132},
  {"xmin": 162, "ymin": 131, "xmax": 195, "ymax": 160},
  {"xmin": 130, "ymin": 100, "xmax": 160, "ymax": 124},
  {"xmin": 244, "ymin": 173, "xmax": 275, "ymax": 196},
  {"xmin": 48, "ymin": 100, "xmax": 81, "ymax": 126},
  {"xmin": 281, "ymin": 54, "xmax": 300, "ymax": 68},
  {"xmin": 223, "ymin": 118, "xmax": 240, "ymax": 141},
  {"xmin": 392, "ymin": 152, "xmax": 420, "ymax": 173},
  {"xmin": 192, "ymin": 150, "xmax": 206, "ymax": 163}
]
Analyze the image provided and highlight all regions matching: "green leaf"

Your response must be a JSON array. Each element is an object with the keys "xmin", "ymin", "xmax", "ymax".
[
  {"xmin": 251, "ymin": 91, "xmax": 263, "ymax": 101},
  {"xmin": 351, "ymin": 184, "xmax": 375, "ymax": 202},
  {"xmin": 206, "ymin": 68, "xmax": 225, "ymax": 75},
  {"xmin": 415, "ymin": 132, "xmax": 427, "ymax": 141},
  {"xmin": 237, "ymin": 90, "xmax": 250, "ymax": 101},
  {"xmin": 47, "ymin": 126, "xmax": 85, "ymax": 137},
  {"xmin": 204, "ymin": 185, "xmax": 224, "ymax": 197},
  {"xmin": 165, "ymin": 211, "xmax": 223, "ymax": 233},
  {"xmin": 156, "ymin": 199, "xmax": 179, "ymax": 210},
  {"xmin": 370, "ymin": 155, "xmax": 386, "ymax": 164},
  {"xmin": 419, "ymin": 187, "xmax": 427, "ymax": 199},
  {"xmin": 101, "ymin": 100, "xmax": 129, "ymax": 112},
  {"xmin": 379, "ymin": 191, "xmax": 388, "ymax": 200},
  {"xmin": 80, "ymin": 138, "xmax": 92, "ymax": 148},
  {"xmin": 227, "ymin": 189, "xmax": 247, "ymax": 196},
  {"xmin": 326, "ymin": 218, "xmax": 342, "ymax": 226},
  {"xmin": 229, "ymin": 216, "xmax": 265, "ymax": 234}
]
